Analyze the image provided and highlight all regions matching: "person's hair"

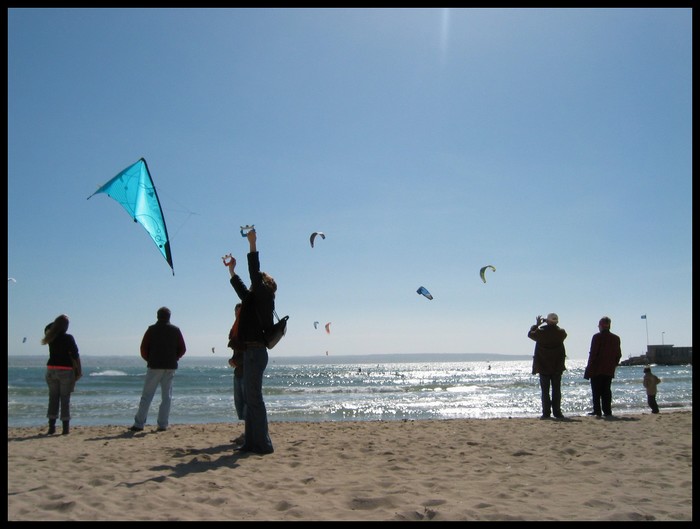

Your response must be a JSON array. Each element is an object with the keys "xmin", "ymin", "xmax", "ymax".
[
  {"xmin": 157, "ymin": 307, "xmax": 171, "ymax": 322},
  {"xmin": 644, "ymin": 367, "xmax": 651, "ymax": 373},
  {"xmin": 599, "ymin": 316, "xmax": 611, "ymax": 328},
  {"xmin": 41, "ymin": 314, "xmax": 70, "ymax": 345},
  {"xmin": 261, "ymin": 272, "xmax": 277, "ymax": 294}
]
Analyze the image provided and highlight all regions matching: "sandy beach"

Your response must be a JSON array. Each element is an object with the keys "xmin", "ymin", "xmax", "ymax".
[{"xmin": 7, "ymin": 411, "xmax": 692, "ymax": 521}]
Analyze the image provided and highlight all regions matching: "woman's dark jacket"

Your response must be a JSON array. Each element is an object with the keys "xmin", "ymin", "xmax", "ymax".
[
  {"xmin": 46, "ymin": 332, "xmax": 79, "ymax": 368},
  {"xmin": 230, "ymin": 251, "xmax": 275, "ymax": 345}
]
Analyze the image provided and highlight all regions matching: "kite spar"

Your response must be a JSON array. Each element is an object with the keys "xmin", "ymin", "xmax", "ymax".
[{"xmin": 88, "ymin": 158, "xmax": 174, "ymax": 275}]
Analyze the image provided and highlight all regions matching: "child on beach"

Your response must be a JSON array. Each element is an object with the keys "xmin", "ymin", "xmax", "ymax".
[
  {"xmin": 227, "ymin": 302, "xmax": 246, "ymax": 446},
  {"xmin": 643, "ymin": 367, "xmax": 661, "ymax": 414}
]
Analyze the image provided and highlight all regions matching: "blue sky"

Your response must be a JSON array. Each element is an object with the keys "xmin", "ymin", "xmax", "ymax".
[{"xmin": 8, "ymin": 8, "xmax": 692, "ymax": 359}]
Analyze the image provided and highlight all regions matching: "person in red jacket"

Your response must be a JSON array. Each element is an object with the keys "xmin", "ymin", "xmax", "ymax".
[
  {"xmin": 227, "ymin": 302, "xmax": 246, "ymax": 446},
  {"xmin": 129, "ymin": 307, "xmax": 186, "ymax": 432},
  {"xmin": 584, "ymin": 316, "xmax": 622, "ymax": 418}
]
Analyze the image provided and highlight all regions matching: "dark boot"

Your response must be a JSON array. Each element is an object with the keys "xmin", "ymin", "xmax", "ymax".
[
  {"xmin": 61, "ymin": 420, "xmax": 70, "ymax": 435},
  {"xmin": 47, "ymin": 419, "xmax": 56, "ymax": 435}
]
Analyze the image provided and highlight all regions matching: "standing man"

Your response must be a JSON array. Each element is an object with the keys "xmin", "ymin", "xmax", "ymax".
[
  {"xmin": 584, "ymin": 316, "xmax": 622, "ymax": 418},
  {"xmin": 129, "ymin": 306, "xmax": 186, "ymax": 432},
  {"xmin": 528, "ymin": 313, "xmax": 568, "ymax": 420}
]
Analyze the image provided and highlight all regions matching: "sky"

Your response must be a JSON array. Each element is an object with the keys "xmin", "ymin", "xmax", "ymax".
[{"xmin": 7, "ymin": 8, "xmax": 692, "ymax": 360}]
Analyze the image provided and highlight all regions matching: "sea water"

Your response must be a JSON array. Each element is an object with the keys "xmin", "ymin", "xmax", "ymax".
[{"xmin": 7, "ymin": 354, "xmax": 692, "ymax": 428}]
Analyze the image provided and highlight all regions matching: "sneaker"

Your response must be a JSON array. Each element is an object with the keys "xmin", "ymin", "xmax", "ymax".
[
  {"xmin": 539, "ymin": 415, "xmax": 551, "ymax": 420},
  {"xmin": 129, "ymin": 426, "xmax": 144, "ymax": 432},
  {"xmin": 156, "ymin": 427, "xmax": 168, "ymax": 432},
  {"xmin": 553, "ymin": 414, "xmax": 566, "ymax": 420},
  {"xmin": 231, "ymin": 434, "xmax": 245, "ymax": 445}
]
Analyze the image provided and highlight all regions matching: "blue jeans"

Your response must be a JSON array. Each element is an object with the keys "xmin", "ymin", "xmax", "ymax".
[
  {"xmin": 46, "ymin": 369, "xmax": 75, "ymax": 421},
  {"xmin": 234, "ymin": 371, "xmax": 246, "ymax": 421},
  {"xmin": 133, "ymin": 368, "xmax": 176, "ymax": 429},
  {"xmin": 243, "ymin": 345, "xmax": 273, "ymax": 453}
]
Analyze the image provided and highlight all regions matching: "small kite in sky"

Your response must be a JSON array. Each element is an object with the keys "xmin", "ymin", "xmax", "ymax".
[
  {"xmin": 310, "ymin": 231, "xmax": 325, "ymax": 248},
  {"xmin": 88, "ymin": 158, "xmax": 174, "ymax": 275},
  {"xmin": 325, "ymin": 322, "xmax": 331, "ymax": 334},
  {"xmin": 22, "ymin": 337, "xmax": 27, "ymax": 343},
  {"xmin": 314, "ymin": 321, "xmax": 319, "ymax": 329},
  {"xmin": 8, "ymin": 278, "xmax": 16, "ymax": 283},
  {"xmin": 480, "ymin": 265, "xmax": 496, "ymax": 283},
  {"xmin": 417, "ymin": 286, "xmax": 433, "ymax": 300}
]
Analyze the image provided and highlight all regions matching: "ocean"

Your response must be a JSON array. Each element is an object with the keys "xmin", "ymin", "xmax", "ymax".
[{"xmin": 7, "ymin": 354, "xmax": 692, "ymax": 428}]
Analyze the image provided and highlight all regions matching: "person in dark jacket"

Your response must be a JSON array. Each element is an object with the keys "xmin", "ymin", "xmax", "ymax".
[
  {"xmin": 42, "ymin": 314, "xmax": 81, "ymax": 435},
  {"xmin": 528, "ymin": 313, "xmax": 567, "ymax": 420},
  {"xmin": 227, "ymin": 228, "xmax": 276, "ymax": 454},
  {"xmin": 584, "ymin": 316, "xmax": 622, "ymax": 418},
  {"xmin": 129, "ymin": 307, "xmax": 186, "ymax": 432}
]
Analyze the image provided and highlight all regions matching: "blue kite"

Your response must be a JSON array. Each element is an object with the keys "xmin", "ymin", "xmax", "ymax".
[
  {"xmin": 88, "ymin": 158, "xmax": 174, "ymax": 274},
  {"xmin": 417, "ymin": 286, "xmax": 433, "ymax": 300}
]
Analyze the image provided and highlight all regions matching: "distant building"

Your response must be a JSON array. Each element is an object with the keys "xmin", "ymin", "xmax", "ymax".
[
  {"xmin": 647, "ymin": 345, "xmax": 692, "ymax": 365},
  {"xmin": 620, "ymin": 345, "xmax": 693, "ymax": 366}
]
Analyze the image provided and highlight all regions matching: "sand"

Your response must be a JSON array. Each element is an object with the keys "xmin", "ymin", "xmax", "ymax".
[{"xmin": 7, "ymin": 411, "xmax": 692, "ymax": 521}]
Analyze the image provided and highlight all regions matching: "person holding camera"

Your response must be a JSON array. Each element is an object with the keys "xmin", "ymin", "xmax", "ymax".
[{"xmin": 528, "ymin": 313, "xmax": 568, "ymax": 420}]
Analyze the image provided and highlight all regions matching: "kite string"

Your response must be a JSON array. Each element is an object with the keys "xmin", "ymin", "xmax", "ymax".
[{"xmin": 157, "ymin": 189, "xmax": 199, "ymax": 241}]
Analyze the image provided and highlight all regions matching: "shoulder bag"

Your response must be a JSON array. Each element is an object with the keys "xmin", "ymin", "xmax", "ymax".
[{"xmin": 265, "ymin": 310, "xmax": 289, "ymax": 349}]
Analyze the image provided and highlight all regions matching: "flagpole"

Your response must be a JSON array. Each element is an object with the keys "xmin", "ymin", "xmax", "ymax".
[
  {"xmin": 645, "ymin": 318, "xmax": 649, "ymax": 347},
  {"xmin": 641, "ymin": 314, "xmax": 649, "ymax": 350}
]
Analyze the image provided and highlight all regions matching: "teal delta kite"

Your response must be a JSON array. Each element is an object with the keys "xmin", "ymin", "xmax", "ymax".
[{"xmin": 88, "ymin": 158, "xmax": 174, "ymax": 274}]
